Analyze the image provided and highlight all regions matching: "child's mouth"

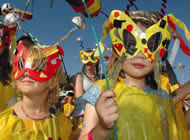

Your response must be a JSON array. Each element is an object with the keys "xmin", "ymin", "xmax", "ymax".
[{"xmin": 131, "ymin": 63, "xmax": 145, "ymax": 69}]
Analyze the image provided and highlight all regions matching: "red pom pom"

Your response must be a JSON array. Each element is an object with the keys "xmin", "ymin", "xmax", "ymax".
[
  {"xmin": 126, "ymin": 24, "xmax": 133, "ymax": 32},
  {"xmin": 160, "ymin": 48, "xmax": 166, "ymax": 58},
  {"xmin": 148, "ymin": 53, "xmax": 152, "ymax": 58},
  {"xmin": 104, "ymin": 55, "xmax": 110, "ymax": 61},
  {"xmin": 114, "ymin": 12, "xmax": 120, "ymax": 17},
  {"xmin": 58, "ymin": 137, "xmax": 62, "ymax": 140},
  {"xmin": 144, "ymin": 48, "xmax": 148, "ymax": 53},
  {"xmin": 109, "ymin": 23, "xmax": 113, "ymax": 29}
]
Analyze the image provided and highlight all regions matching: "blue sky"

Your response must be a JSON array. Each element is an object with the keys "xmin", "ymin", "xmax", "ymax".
[{"xmin": 1, "ymin": 0, "xmax": 190, "ymax": 84}]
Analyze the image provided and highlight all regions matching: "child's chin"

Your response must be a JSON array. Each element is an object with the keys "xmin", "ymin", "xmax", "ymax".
[{"xmin": 20, "ymin": 88, "xmax": 37, "ymax": 95}]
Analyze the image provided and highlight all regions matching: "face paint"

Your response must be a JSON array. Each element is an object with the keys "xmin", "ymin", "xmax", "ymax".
[
  {"xmin": 13, "ymin": 43, "xmax": 64, "ymax": 82},
  {"xmin": 80, "ymin": 50, "xmax": 98, "ymax": 64},
  {"xmin": 109, "ymin": 10, "xmax": 171, "ymax": 62}
]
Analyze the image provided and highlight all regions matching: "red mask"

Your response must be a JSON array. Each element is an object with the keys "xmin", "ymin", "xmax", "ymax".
[{"xmin": 13, "ymin": 43, "xmax": 64, "ymax": 82}]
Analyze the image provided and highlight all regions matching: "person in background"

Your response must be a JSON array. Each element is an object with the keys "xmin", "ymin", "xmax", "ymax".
[
  {"xmin": 0, "ymin": 20, "xmax": 17, "ymax": 112},
  {"xmin": 71, "ymin": 48, "xmax": 99, "ymax": 139}
]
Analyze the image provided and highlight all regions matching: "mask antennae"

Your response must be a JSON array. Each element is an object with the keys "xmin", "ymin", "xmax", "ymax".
[
  {"xmin": 125, "ymin": 0, "xmax": 138, "ymax": 15},
  {"xmin": 160, "ymin": 0, "xmax": 167, "ymax": 19}
]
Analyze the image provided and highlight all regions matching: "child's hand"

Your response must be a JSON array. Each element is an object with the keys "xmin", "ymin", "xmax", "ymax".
[{"xmin": 95, "ymin": 90, "xmax": 119, "ymax": 130}]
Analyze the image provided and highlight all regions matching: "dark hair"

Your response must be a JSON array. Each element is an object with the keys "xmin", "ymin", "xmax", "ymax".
[
  {"xmin": 82, "ymin": 62, "xmax": 100, "ymax": 78},
  {"xmin": 16, "ymin": 35, "xmax": 34, "ymax": 45},
  {"xmin": 0, "ymin": 8, "xmax": 2, "ymax": 16},
  {"xmin": 145, "ymin": 72, "xmax": 158, "ymax": 90},
  {"xmin": 0, "ymin": 48, "xmax": 12, "ymax": 86}
]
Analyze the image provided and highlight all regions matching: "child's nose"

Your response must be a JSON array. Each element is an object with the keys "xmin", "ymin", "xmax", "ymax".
[
  {"xmin": 23, "ymin": 70, "xmax": 29, "ymax": 76},
  {"xmin": 135, "ymin": 51, "xmax": 146, "ymax": 59}
]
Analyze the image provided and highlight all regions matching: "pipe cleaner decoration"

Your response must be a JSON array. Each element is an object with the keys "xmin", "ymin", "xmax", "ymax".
[
  {"xmin": 125, "ymin": 0, "xmax": 138, "ymax": 15},
  {"xmin": 55, "ymin": 16, "xmax": 86, "ymax": 46},
  {"xmin": 160, "ymin": 0, "xmax": 167, "ymax": 19},
  {"xmin": 50, "ymin": 0, "xmax": 54, "ymax": 8},
  {"xmin": 19, "ymin": 0, "xmax": 34, "ymax": 23},
  {"xmin": 100, "ymin": 10, "xmax": 109, "ymax": 18}
]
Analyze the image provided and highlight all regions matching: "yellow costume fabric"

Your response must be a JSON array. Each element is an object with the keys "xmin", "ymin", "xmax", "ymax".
[
  {"xmin": 161, "ymin": 73, "xmax": 190, "ymax": 139},
  {"xmin": 0, "ymin": 106, "xmax": 72, "ymax": 140},
  {"xmin": 0, "ymin": 75, "xmax": 16, "ymax": 113},
  {"xmin": 83, "ymin": 77, "xmax": 189, "ymax": 140},
  {"xmin": 63, "ymin": 99, "xmax": 74, "ymax": 116},
  {"xmin": 0, "ymin": 33, "xmax": 17, "ymax": 113}
]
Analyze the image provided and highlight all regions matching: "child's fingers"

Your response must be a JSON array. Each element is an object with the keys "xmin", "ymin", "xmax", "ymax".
[
  {"xmin": 107, "ymin": 105, "xmax": 118, "ymax": 115},
  {"xmin": 99, "ymin": 90, "xmax": 116, "ymax": 102},
  {"xmin": 110, "ymin": 113, "xmax": 119, "ymax": 123},
  {"xmin": 106, "ymin": 114, "xmax": 119, "ymax": 129},
  {"xmin": 104, "ymin": 98, "xmax": 117, "ymax": 108}
]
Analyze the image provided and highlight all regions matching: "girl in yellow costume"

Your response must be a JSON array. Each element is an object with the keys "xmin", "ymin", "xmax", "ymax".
[
  {"xmin": 0, "ymin": 20, "xmax": 17, "ymax": 113},
  {"xmin": 0, "ymin": 4, "xmax": 33, "ymax": 112},
  {"xmin": 79, "ymin": 3, "xmax": 190, "ymax": 140},
  {"xmin": 160, "ymin": 73, "xmax": 190, "ymax": 139},
  {"xmin": 0, "ymin": 46, "xmax": 15, "ymax": 112},
  {"xmin": 0, "ymin": 43, "xmax": 72, "ymax": 140}
]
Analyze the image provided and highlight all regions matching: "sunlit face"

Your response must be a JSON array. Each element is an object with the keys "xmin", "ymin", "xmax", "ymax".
[
  {"xmin": 80, "ymin": 50, "xmax": 98, "ymax": 64},
  {"xmin": 15, "ymin": 71, "xmax": 52, "ymax": 96},
  {"xmin": 122, "ymin": 51, "xmax": 154, "ymax": 79},
  {"xmin": 84, "ymin": 61, "xmax": 96, "ymax": 71},
  {"xmin": 121, "ymin": 21, "xmax": 155, "ymax": 79}
]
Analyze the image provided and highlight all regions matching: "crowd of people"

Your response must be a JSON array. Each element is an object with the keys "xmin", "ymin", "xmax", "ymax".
[{"xmin": 0, "ymin": 1, "xmax": 190, "ymax": 140}]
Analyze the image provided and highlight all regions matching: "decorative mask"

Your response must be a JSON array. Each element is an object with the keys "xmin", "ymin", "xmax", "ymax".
[
  {"xmin": 13, "ymin": 43, "xmax": 64, "ymax": 82},
  {"xmin": 109, "ymin": 10, "xmax": 172, "ymax": 62},
  {"xmin": 80, "ymin": 49, "xmax": 98, "ymax": 64}
]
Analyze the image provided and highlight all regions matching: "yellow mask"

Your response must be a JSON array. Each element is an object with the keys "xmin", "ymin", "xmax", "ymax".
[
  {"xmin": 109, "ymin": 10, "xmax": 172, "ymax": 62},
  {"xmin": 80, "ymin": 50, "xmax": 98, "ymax": 64}
]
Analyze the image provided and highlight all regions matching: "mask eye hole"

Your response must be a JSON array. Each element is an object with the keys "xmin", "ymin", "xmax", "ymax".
[
  {"xmin": 33, "ymin": 58, "xmax": 47, "ymax": 72},
  {"xmin": 18, "ymin": 57, "xmax": 25, "ymax": 70},
  {"xmin": 84, "ymin": 55, "xmax": 88, "ymax": 61},
  {"xmin": 91, "ymin": 55, "xmax": 96, "ymax": 61},
  {"xmin": 147, "ymin": 32, "xmax": 162, "ymax": 52},
  {"xmin": 123, "ymin": 30, "xmax": 137, "ymax": 55}
]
